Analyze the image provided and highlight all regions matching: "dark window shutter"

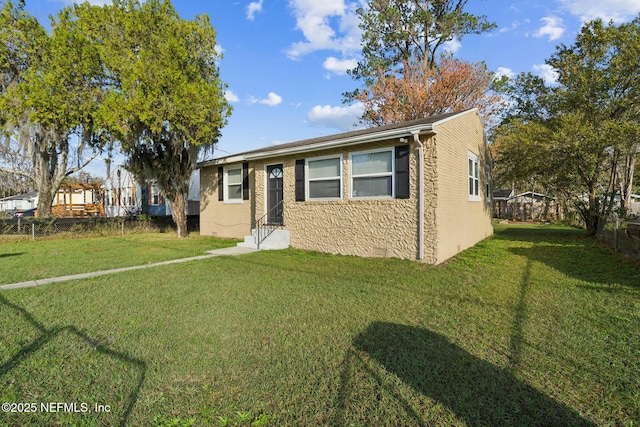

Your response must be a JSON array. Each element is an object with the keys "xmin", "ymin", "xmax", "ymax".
[
  {"xmin": 217, "ymin": 167, "xmax": 224, "ymax": 201},
  {"xmin": 295, "ymin": 159, "xmax": 305, "ymax": 202},
  {"xmin": 242, "ymin": 162, "xmax": 249, "ymax": 200},
  {"xmin": 395, "ymin": 145, "xmax": 410, "ymax": 199}
]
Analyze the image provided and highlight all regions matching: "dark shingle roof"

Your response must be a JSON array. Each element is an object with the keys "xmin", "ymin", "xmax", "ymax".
[
  {"xmin": 199, "ymin": 109, "xmax": 474, "ymax": 167},
  {"xmin": 493, "ymin": 189, "xmax": 513, "ymax": 200},
  {"xmin": 0, "ymin": 191, "xmax": 38, "ymax": 202}
]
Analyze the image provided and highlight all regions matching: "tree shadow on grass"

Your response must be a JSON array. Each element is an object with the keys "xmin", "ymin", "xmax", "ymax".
[
  {"xmin": 493, "ymin": 225, "xmax": 586, "ymax": 244},
  {"xmin": 0, "ymin": 253, "xmax": 24, "ymax": 258},
  {"xmin": 347, "ymin": 322, "xmax": 595, "ymax": 426},
  {"xmin": 0, "ymin": 292, "xmax": 146, "ymax": 427},
  {"xmin": 508, "ymin": 245, "xmax": 639, "ymax": 288}
]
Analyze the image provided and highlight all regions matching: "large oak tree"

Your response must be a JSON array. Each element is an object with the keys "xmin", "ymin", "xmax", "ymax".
[
  {"xmin": 0, "ymin": 1, "xmax": 106, "ymax": 216},
  {"xmin": 77, "ymin": 0, "xmax": 232, "ymax": 237},
  {"xmin": 493, "ymin": 17, "xmax": 640, "ymax": 235}
]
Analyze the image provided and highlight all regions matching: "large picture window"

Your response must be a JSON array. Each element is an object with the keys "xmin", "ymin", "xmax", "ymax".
[
  {"xmin": 307, "ymin": 156, "xmax": 342, "ymax": 200},
  {"xmin": 468, "ymin": 151, "xmax": 480, "ymax": 201},
  {"xmin": 350, "ymin": 149, "xmax": 394, "ymax": 198},
  {"xmin": 225, "ymin": 166, "xmax": 243, "ymax": 202}
]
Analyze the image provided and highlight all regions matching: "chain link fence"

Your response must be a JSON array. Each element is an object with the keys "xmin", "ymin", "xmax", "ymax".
[
  {"xmin": 0, "ymin": 216, "xmax": 199, "ymax": 240},
  {"xmin": 597, "ymin": 218, "xmax": 640, "ymax": 259}
]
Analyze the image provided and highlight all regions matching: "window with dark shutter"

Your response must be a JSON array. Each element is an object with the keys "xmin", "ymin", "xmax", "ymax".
[
  {"xmin": 217, "ymin": 166, "xmax": 224, "ymax": 201},
  {"xmin": 242, "ymin": 162, "xmax": 249, "ymax": 200},
  {"xmin": 295, "ymin": 159, "xmax": 305, "ymax": 202},
  {"xmin": 395, "ymin": 145, "xmax": 410, "ymax": 199}
]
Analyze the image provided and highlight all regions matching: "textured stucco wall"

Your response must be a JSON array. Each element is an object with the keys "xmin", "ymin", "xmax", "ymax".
[
  {"xmin": 433, "ymin": 110, "xmax": 493, "ymax": 263},
  {"xmin": 253, "ymin": 139, "xmax": 423, "ymax": 260},
  {"xmin": 199, "ymin": 110, "xmax": 492, "ymax": 262},
  {"xmin": 199, "ymin": 165, "xmax": 253, "ymax": 239}
]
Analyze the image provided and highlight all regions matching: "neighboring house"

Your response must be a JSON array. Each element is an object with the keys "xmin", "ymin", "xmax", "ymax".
[
  {"xmin": 492, "ymin": 189, "xmax": 514, "ymax": 219},
  {"xmin": 103, "ymin": 165, "xmax": 200, "ymax": 217},
  {"xmin": 493, "ymin": 190, "xmax": 559, "ymax": 221},
  {"xmin": 198, "ymin": 109, "xmax": 493, "ymax": 264},
  {"xmin": 630, "ymin": 194, "xmax": 640, "ymax": 216},
  {"xmin": 0, "ymin": 191, "xmax": 38, "ymax": 214},
  {"xmin": 51, "ymin": 183, "xmax": 104, "ymax": 217}
]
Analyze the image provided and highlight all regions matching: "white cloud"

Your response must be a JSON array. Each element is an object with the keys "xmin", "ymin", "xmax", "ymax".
[
  {"xmin": 442, "ymin": 38, "xmax": 462, "ymax": 54},
  {"xmin": 495, "ymin": 67, "xmax": 515, "ymax": 80},
  {"xmin": 286, "ymin": 0, "xmax": 362, "ymax": 59},
  {"xmin": 224, "ymin": 90, "xmax": 239, "ymax": 103},
  {"xmin": 307, "ymin": 102, "xmax": 364, "ymax": 131},
  {"xmin": 557, "ymin": 0, "xmax": 640, "ymax": 23},
  {"xmin": 534, "ymin": 16, "xmax": 565, "ymax": 41},
  {"xmin": 249, "ymin": 92, "xmax": 283, "ymax": 106},
  {"xmin": 499, "ymin": 21, "xmax": 520, "ymax": 34},
  {"xmin": 323, "ymin": 56, "xmax": 358, "ymax": 75},
  {"xmin": 247, "ymin": 0, "xmax": 264, "ymax": 21},
  {"xmin": 532, "ymin": 64, "xmax": 558, "ymax": 85}
]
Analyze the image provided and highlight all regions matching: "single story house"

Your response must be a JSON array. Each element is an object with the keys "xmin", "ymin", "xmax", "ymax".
[
  {"xmin": 0, "ymin": 191, "xmax": 38, "ymax": 213},
  {"xmin": 493, "ymin": 189, "xmax": 559, "ymax": 222},
  {"xmin": 198, "ymin": 109, "xmax": 493, "ymax": 264},
  {"xmin": 103, "ymin": 165, "xmax": 200, "ymax": 217}
]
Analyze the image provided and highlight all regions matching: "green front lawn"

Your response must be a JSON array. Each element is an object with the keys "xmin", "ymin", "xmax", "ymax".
[
  {"xmin": 0, "ymin": 233, "xmax": 238, "ymax": 285},
  {"xmin": 0, "ymin": 224, "xmax": 638, "ymax": 426}
]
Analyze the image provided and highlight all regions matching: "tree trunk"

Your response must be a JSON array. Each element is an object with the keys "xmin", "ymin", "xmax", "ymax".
[
  {"xmin": 619, "ymin": 152, "xmax": 635, "ymax": 216},
  {"xmin": 585, "ymin": 192, "xmax": 600, "ymax": 237},
  {"xmin": 167, "ymin": 190, "xmax": 188, "ymax": 238}
]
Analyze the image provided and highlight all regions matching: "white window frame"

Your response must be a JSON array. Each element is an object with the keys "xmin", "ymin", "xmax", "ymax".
[
  {"xmin": 349, "ymin": 148, "xmax": 395, "ymax": 199},
  {"xmin": 224, "ymin": 165, "xmax": 243, "ymax": 204},
  {"xmin": 468, "ymin": 151, "xmax": 481, "ymax": 201},
  {"xmin": 306, "ymin": 155, "xmax": 343, "ymax": 201},
  {"xmin": 485, "ymin": 165, "xmax": 491, "ymax": 202},
  {"xmin": 150, "ymin": 184, "xmax": 161, "ymax": 206}
]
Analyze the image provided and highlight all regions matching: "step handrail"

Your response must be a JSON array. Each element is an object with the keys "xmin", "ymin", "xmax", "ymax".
[{"xmin": 255, "ymin": 199, "xmax": 284, "ymax": 249}]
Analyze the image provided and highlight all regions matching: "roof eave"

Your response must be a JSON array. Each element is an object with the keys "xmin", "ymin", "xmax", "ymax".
[{"xmin": 199, "ymin": 124, "xmax": 436, "ymax": 167}]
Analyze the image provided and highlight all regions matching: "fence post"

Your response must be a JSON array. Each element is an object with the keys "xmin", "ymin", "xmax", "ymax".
[
  {"xmin": 32, "ymin": 223, "xmax": 35, "ymax": 239},
  {"xmin": 17, "ymin": 217, "xmax": 20, "ymax": 233},
  {"xmin": 615, "ymin": 217, "xmax": 619, "ymax": 251},
  {"xmin": 122, "ymin": 219, "xmax": 125, "ymax": 236}
]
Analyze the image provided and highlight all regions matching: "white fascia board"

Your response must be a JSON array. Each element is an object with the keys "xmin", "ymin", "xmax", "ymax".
[{"xmin": 430, "ymin": 108, "xmax": 478, "ymax": 126}]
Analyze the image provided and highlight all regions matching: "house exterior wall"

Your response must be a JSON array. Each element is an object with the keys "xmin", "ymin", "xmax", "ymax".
[
  {"xmin": 199, "ymin": 110, "xmax": 493, "ymax": 263},
  {"xmin": 199, "ymin": 164, "xmax": 253, "ymax": 239},
  {"xmin": 433, "ymin": 110, "xmax": 493, "ymax": 264},
  {"xmin": 252, "ymin": 139, "xmax": 423, "ymax": 260},
  {"xmin": 0, "ymin": 197, "xmax": 37, "ymax": 211}
]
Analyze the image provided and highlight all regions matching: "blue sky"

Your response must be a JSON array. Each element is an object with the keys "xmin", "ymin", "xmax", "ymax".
[{"xmin": 24, "ymin": 0, "xmax": 640, "ymax": 177}]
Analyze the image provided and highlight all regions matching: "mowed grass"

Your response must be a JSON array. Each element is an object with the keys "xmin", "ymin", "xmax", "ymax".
[
  {"xmin": 0, "ymin": 224, "xmax": 638, "ymax": 426},
  {"xmin": 0, "ymin": 233, "xmax": 238, "ymax": 285}
]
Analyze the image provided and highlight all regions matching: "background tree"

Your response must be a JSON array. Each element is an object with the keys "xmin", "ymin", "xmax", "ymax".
[
  {"xmin": 355, "ymin": 56, "xmax": 506, "ymax": 127},
  {"xmin": 85, "ymin": 0, "xmax": 231, "ymax": 237},
  {"xmin": 347, "ymin": 0, "xmax": 499, "ymax": 127},
  {"xmin": 351, "ymin": 0, "xmax": 495, "ymax": 80},
  {"xmin": 0, "ymin": 1, "xmax": 106, "ymax": 217},
  {"xmin": 493, "ymin": 17, "xmax": 640, "ymax": 235}
]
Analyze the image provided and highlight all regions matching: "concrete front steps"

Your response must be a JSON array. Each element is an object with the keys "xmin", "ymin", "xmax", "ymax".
[{"xmin": 237, "ymin": 228, "xmax": 290, "ymax": 250}]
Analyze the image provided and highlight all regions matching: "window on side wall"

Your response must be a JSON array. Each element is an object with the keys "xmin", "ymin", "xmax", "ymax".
[
  {"xmin": 150, "ymin": 184, "xmax": 161, "ymax": 206},
  {"xmin": 350, "ymin": 148, "xmax": 394, "ymax": 198},
  {"xmin": 468, "ymin": 151, "xmax": 480, "ymax": 201},
  {"xmin": 225, "ymin": 166, "xmax": 243, "ymax": 202},
  {"xmin": 306, "ymin": 156, "xmax": 342, "ymax": 200},
  {"xmin": 485, "ymin": 166, "xmax": 491, "ymax": 202}
]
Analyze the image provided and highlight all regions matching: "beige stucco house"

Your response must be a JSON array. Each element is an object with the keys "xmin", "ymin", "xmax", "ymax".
[{"xmin": 198, "ymin": 109, "xmax": 493, "ymax": 264}]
